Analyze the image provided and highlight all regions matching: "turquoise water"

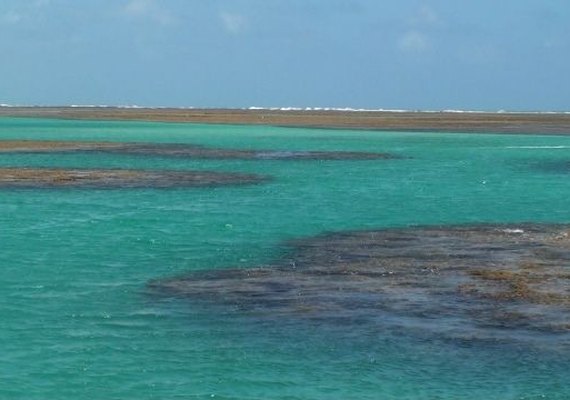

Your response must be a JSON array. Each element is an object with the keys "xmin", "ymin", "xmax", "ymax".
[{"xmin": 1, "ymin": 117, "xmax": 569, "ymax": 399}]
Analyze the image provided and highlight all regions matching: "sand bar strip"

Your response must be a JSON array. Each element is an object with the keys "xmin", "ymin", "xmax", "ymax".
[{"xmin": 1, "ymin": 107, "xmax": 570, "ymax": 134}]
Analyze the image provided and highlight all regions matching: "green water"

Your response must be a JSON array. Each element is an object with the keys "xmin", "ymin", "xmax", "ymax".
[{"xmin": 1, "ymin": 117, "xmax": 569, "ymax": 399}]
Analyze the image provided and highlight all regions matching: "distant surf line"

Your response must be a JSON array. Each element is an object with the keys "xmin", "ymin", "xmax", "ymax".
[{"xmin": 1, "ymin": 103, "xmax": 570, "ymax": 115}]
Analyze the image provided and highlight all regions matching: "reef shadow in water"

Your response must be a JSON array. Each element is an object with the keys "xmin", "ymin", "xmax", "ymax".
[
  {"xmin": 0, "ymin": 168, "xmax": 266, "ymax": 189},
  {"xmin": 532, "ymin": 160, "xmax": 570, "ymax": 174},
  {"xmin": 0, "ymin": 140, "xmax": 398, "ymax": 161},
  {"xmin": 149, "ymin": 224, "xmax": 570, "ymax": 343}
]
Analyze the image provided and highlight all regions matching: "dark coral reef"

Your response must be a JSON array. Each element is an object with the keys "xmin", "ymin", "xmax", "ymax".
[
  {"xmin": 0, "ymin": 140, "xmax": 395, "ymax": 160},
  {"xmin": 150, "ymin": 224, "xmax": 570, "ymax": 340},
  {"xmin": 0, "ymin": 168, "xmax": 265, "ymax": 188}
]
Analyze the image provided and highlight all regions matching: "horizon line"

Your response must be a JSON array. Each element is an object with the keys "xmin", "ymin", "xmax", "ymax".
[{"xmin": 1, "ymin": 103, "xmax": 570, "ymax": 115}]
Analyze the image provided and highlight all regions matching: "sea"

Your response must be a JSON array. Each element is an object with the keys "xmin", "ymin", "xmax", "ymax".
[{"xmin": 1, "ymin": 117, "xmax": 569, "ymax": 399}]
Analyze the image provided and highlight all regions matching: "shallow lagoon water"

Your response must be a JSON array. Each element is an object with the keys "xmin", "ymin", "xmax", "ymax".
[{"xmin": 1, "ymin": 118, "xmax": 570, "ymax": 399}]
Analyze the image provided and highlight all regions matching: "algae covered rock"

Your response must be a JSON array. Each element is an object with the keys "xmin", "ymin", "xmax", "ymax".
[
  {"xmin": 0, "ymin": 168, "xmax": 266, "ymax": 189},
  {"xmin": 150, "ymin": 224, "xmax": 570, "ymax": 341},
  {"xmin": 0, "ymin": 140, "xmax": 397, "ymax": 161}
]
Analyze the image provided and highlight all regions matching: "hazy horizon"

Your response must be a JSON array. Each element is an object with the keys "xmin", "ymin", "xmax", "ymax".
[{"xmin": 2, "ymin": 104, "xmax": 570, "ymax": 114}]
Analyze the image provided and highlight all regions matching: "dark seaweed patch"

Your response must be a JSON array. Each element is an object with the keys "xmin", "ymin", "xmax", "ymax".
[
  {"xmin": 149, "ymin": 224, "xmax": 570, "ymax": 340},
  {"xmin": 0, "ymin": 140, "xmax": 398, "ymax": 161},
  {"xmin": 0, "ymin": 168, "xmax": 267, "ymax": 189}
]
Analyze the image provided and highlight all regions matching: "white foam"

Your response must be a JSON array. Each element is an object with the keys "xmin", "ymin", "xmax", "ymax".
[
  {"xmin": 249, "ymin": 106, "xmax": 422, "ymax": 113},
  {"xmin": 442, "ymin": 109, "xmax": 489, "ymax": 114},
  {"xmin": 116, "ymin": 104, "xmax": 145, "ymax": 109},
  {"xmin": 70, "ymin": 104, "xmax": 110, "ymax": 108},
  {"xmin": 506, "ymin": 146, "xmax": 570, "ymax": 149},
  {"xmin": 248, "ymin": 106, "xmax": 570, "ymax": 114},
  {"xmin": 502, "ymin": 229, "xmax": 525, "ymax": 234},
  {"xmin": 3, "ymin": 103, "xmax": 570, "ymax": 114}
]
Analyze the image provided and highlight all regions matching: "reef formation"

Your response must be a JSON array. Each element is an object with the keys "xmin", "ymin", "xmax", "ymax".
[
  {"xmin": 2, "ymin": 106, "xmax": 570, "ymax": 135},
  {"xmin": 0, "ymin": 140, "xmax": 395, "ymax": 161},
  {"xmin": 0, "ymin": 168, "xmax": 265, "ymax": 188},
  {"xmin": 150, "ymin": 224, "xmax": 570, "ymax": 341}
]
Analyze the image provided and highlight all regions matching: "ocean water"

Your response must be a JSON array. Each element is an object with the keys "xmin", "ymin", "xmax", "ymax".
[{"xmin": 1, "ymin": 117, "xmax": 569, "ymax": 399}]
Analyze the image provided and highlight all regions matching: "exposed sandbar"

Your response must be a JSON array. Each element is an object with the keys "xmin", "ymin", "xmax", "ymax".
[
  {"xmin": 0, "ymin": 140, "xmax": 396, "ymax": 160},
  {"xmin": 149, "ymin": 224, "xmax": 570, "ymax": 340},
  {"xmin": 0, "ymin": 168, "xmax": 266, "ymax": 188},
  {"xmin": 1, "ymin": 107, "xmax": 570, "ymax": 134}
]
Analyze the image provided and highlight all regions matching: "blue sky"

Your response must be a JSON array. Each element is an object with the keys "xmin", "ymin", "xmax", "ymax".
[{"xmin": 0, "ymin": 0, "xmax": 568, "ymax": 111}]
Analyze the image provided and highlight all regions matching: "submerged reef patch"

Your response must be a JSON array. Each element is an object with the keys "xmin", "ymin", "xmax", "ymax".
[
  {"xmin": 149, "ymin": 224, "xmax": 570, "ymax": 341},
  {"xmin": 0, "ymin": 168, "xmax": 266, "ymax": 188},
  {"xmin": 0, "ymin": 140, "xmax": 396, "ymax": 160},
  {"xmin": 532, "ymin": 160, "xmax": 570, "ymax": 174}
]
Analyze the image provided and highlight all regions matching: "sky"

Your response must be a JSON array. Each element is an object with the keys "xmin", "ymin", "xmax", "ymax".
[{"xmin": 0, "ymin": 0, "xmax": 569, "ymax": 111}]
